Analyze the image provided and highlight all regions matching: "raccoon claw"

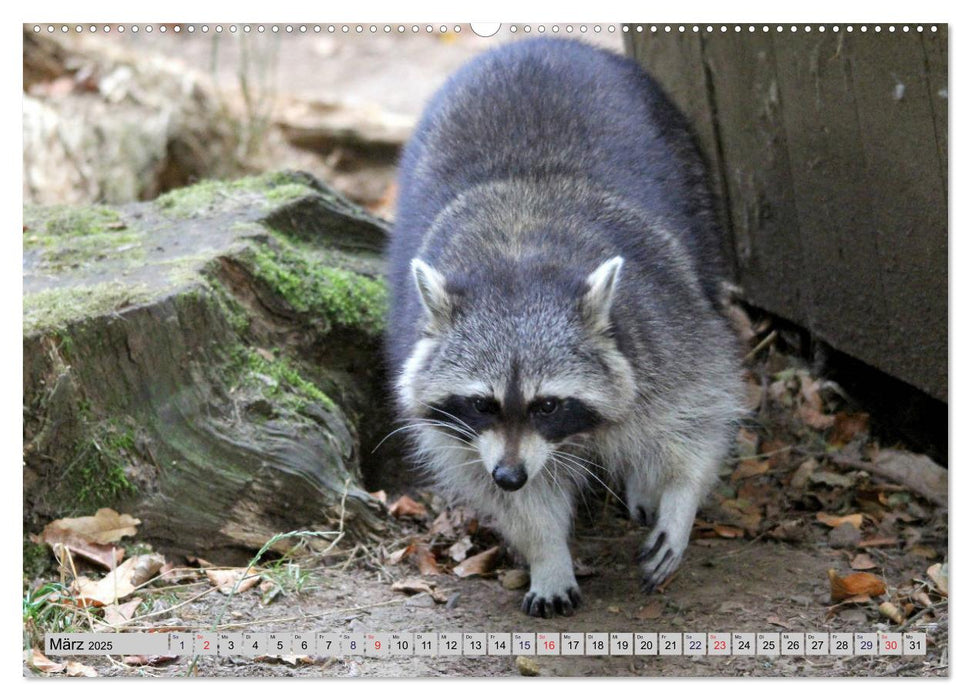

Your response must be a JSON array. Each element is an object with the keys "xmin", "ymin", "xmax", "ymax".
[
  {"xmin": 522, "ymin": 587, "xmax": 582, "ymax": 618},
  {"xmin": 638, "ymin": 530, "xmax": 681, "ymax": 593}
]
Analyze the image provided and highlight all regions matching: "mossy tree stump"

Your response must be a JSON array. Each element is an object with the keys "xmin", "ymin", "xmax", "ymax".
[{"xmin": 23, "ymin": 172, "xmax": 396, "ymax": 562}]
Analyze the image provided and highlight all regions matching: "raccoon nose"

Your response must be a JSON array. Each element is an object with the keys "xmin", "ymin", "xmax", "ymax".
[{"xmin": 492, "ymin": 461, "xmax": 527, "ymax": 492}]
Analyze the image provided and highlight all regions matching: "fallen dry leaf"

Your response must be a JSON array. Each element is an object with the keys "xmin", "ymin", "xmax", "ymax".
[
  {"xmin": 830, "ymin": 412, "xmax": 870, "ymax": 445},
  {"xmin": 878, "ymin": 601, "xmax": 905, "ymax": 625},
  {"xmin": 766, "ymin": 615, "xmax": 792, "ymax": 629},
  {"xmin": 391, "ymin": 578, "xmax": 435, "ymax": 595},
  {"xmin": 635, "ymin": 600, "xmax": 663, "ymax": 620},
  {"xmin": 448, "ymin": 536, "xmax": 474, "ymax": 563},
  {"xmin": 73, "ymin": 555, "xmax": 158, "ymax": 606},
  {"xmin": 452, "ymin": 546, "xmax": 500, "ymax": 578},
  {"xmin": 428, "ymin": 506, "xmax": 478, "ymax": 537},
  {"xmin": 42, "ymin": 508, "xmax": 140, "ymax": 546},
  {"xmin": 130, "ymin": 553, "xmax": 166, "ymax": 587},
  {"xmin": 390, "ymin": 577, "xmax": 447, "ymax": 603},
  {"xmin": 412, "ymin": 544, "xmax": 440, "ymax": 576},
  {"xmin": 713, "ymin": 524, "xmax": 745, "ymax": 539},
  {"xmin": 206, "ymin": 567, "xmax": 262, "ymax": 595},
  {"xmin": 857, "ymin": 537, "xmax": 897, "ymax": 548},
  {"xmin": 731, "ymin": 459, "xmax": 770, "ymax": 482},
  {"xmin": 926, "ymin": 563, "xmax": 948, "ymax": 596},
  {"xmin": 816, "ymin": 512, "xmax": 864, "ymax": 529},
  {"xmin": 36, "ymin": 527, "xmax": 124, "ymax": 571},
  {"xmin": 65, "ymin": 661, "xmax": 98, "ymax": 677},
  {"xmin": 386, "ymin": 544, "xmax": 412, "ymax": 566},
  {"xmin": 850, "ymin": 553, "xmax": 877, "ymax": 570},
  {"xmin": 388, "ymin": 495, "xmax": 427, "ymax": 520},
  {"xmin": 28, "ymin": 649, "xmax": 65, "ymax": 674},
  {"xmin": 788, "ymin": 458, "xmax": 818, "ymax": 490},
  {"xmin": 122, "ymin": 655, "xmax": 178, "ymax": 666},
  {"xmin": 103, "ymin": 597, "xmax": 142, "ymax": 627},
  {"xmin": 828, "ymin": 569, "xmax": 886, "ymax": 602}
]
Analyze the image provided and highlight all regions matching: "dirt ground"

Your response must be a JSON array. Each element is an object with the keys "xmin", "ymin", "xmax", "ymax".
[{"xmin": 30, "ymin": 488, "xmax": 947, "ymax": 679}]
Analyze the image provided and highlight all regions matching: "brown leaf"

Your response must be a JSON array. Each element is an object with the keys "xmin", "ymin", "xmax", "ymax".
[
  {"xmin": 390, "ymin": 578, "xmax": 447, "ymax": 603},
  {"xmin": 713, "ymin": 524, "xmax": 745, "ymax": 539},
  {"xmin": 878, "ymin": 601, "xmax": 904, "ymax": 625},
  {"xmin": 103, "ymin": 597, "xmax": 142, "ymax": 626},
  {"xmin": 717, "ymin": 499, "xmax": 762, "ymax": 535},
  {"xmin": 857, "ymin": 537, "xmax": 897, "ymax": 548},
  {"xmin": 731, "ymin": 459, "xmax": 770, "ymax": 482},
  {"xmin": 42, "ymin": 508, "xmax": 140, "ymax": 546},
  {"xmin": 73, "ymin": 555, "xmax": 157, "ymax": 606},
  {"xmin": 788, "ymin": 458, "xmax": 818, "ymax": 490},
  {"xmin": 850, "ymin": 553, "xmax": 877, "ymax": 570},
  {"xmin": 28, "ymin": 649, "xmax": 65, "ymax": 674},
  {"xmin": 130, "ymin": 553, "xmax": 166, "ymax": 586},
  {"xmin": 391, "ymin": 578, "xmax": 435, "ymax": 595},
  {"xmin": 412, "ymin": 544, "xmax": 440, "ymax": 576},
  {"xmin": 828, "ymin": 569, "xmax": 886, "ymax": 602},
  {"xmin": 634, "ymin": 600, "xmax": 663, "ymax": 620},
  {"xmin": 428, "ymin": 506, "xmax": 478, "ymax": 537},
  {"xmin": 65, "ymin": 661, "xmax": 98, "ymax": 677},
  {"xmin": 830, "ymin": 412, "xmax": 870, "ymax": 445},
  {"xmin": 206, "ymin": 567, "xmax": 262, "ymax": 595},
  {"xmin": 122, "ymin": 655, "xmax": 178, "ymax": 666},
  {"xmin": 766, "ymin": 615, "xmax": 792, "ymax": 629},
  {"xmin": 447, "ymin": 536, "xmax": 474, "ymax": 563},
  {"xmin": 388, "ymin": 495, "xmax": 427, "ymax": 520},
  {"xmin": 452, "ymin": 546, "xmax": 500, "ymax": 578},
  {"xmin": 926, "ymin": 563, "xmax": 948, "ymax": 596},
  {"xmin": 386, "ymin": 544, "xmax": 413, "ymax": 565},
  {"xmin": 907, "ymin": 545, "xmax": 938, "ymax": 559},
  {"xmin": 816, "ymin": 512, "xmax": 864, "ymax": 529}
]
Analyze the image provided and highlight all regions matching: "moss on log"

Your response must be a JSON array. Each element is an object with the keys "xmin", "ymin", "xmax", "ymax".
[{"xmin": 23, "ymin": 172, "xmax": 394, "ymax": 562}]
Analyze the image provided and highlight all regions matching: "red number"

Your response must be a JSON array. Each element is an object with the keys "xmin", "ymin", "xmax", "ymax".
[
  {"xmin": 203, "ymin": 641, "xmax": 210, "ymax": 650},
  {"xmin": 887, "ymin": 640, "xmax": 898, "ymax": 650},
  {"xmin": 545, "ymin": 641, "xmax": 556, "ymax": 650},
  {"xmin": 714, "ymin": 640, "xmax": 726, "ymax": 651},
  {"xmin": 374, "ymin": 641, "xmax": 381, "ymax": 650}
]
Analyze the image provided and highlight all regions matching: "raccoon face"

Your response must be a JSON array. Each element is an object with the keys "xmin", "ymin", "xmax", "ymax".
[{"xmin": 398, "ymin": 256, "xmax": 636, "ymax": 492}]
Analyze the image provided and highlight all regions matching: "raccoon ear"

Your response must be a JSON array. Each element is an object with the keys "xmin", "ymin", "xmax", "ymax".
[
  {"xmin": 581, "ymin": 256, "xmax": 624, "ymax": 333},
  {"xmin": 411, "ymin": 258, "xmax": 453, "ymax": 331}
]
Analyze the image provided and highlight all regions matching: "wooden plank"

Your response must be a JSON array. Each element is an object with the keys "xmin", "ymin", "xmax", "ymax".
[
  {"xmin": 921, "ymin": 26, "xmax": 948, "ymax": 196},
  {"xmin": 626, "ymin": 32, "xmax": 735, "ymax": 277},
  {"xmin": 846, "ymin": 29, "xmax": 948, "ymax": 400},
  {"xmin": 699, "ymin": 32, "xmax": 807, "ymax": 324},
  {"xmin": 770, "ymin": 31, "xmax": 892, "ymax": 370}
]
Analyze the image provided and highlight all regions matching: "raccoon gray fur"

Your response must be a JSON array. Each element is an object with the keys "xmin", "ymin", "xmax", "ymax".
[{"xmin": 386, "ymin": 37, "xmax": 743, "ymax": 618}]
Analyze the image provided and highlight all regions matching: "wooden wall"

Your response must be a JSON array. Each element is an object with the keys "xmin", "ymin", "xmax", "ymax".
[{"xmin": 627, "ymin": 26, "xmax": 947, "ymax": 402}]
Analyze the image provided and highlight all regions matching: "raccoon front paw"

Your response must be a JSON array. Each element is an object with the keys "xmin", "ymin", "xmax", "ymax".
[
  {"xmin": 637, "ymin": 529, "xmax": 684, "ymax": 593},
  {"xmin": 521, "ymin": 586, "xmax": 582, "ymax": 618}
]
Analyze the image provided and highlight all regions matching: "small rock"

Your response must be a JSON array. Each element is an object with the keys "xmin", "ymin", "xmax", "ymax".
[
  {"xmin": 516, "ymin": 655, "xmax": 540, "ymax": 676},
  {"xmin": 828, "ymin": 522, "xmax": 862, "ymax": 549},
  {"xmin": 348, "ymin": 618, "xmax": 369, "ymax": 632},
  {"xmin": 500, "ymin": 569, "xmax": 530, "ymax": 590},
  {"xmin": 838, "ymin": 608, "xmax": 868, "ymax": 625},
  {"xmin": 445, "ymin": 592, "xmax": 461, "ymax": 609},
  {"xmin": 404, "ymin": 592, "xmax": 436, "ymax": 608}
]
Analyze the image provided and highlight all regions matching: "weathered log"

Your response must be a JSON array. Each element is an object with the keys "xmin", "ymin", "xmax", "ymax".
[{"xmin": 23, "ymin": 172, "xmax": 394, "ymax": 562}]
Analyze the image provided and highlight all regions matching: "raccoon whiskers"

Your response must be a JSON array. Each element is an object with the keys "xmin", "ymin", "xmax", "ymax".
[
  {"xmin": 416, "ymin": 401, "xmax": 478, "ymax": 437},
  {"xmin": 549, "ymin": 450, "xmax": 623, "ymax": 504},
  {"xmin": 371, "ymin": 419, "xmax": 476, "ymax": 454}
]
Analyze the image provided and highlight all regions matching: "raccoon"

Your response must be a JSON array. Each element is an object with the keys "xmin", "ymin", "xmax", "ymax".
[{"xmin": 386, "ymin": 37, "xmax": 743, "ymax": 617}]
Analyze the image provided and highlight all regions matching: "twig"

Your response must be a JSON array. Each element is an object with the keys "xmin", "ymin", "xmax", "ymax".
[{"xmin": 744, "ymin": 330, "xmax": 778, "ymax": 363}]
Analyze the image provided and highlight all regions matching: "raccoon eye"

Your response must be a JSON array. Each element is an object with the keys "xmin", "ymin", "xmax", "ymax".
[
  {"xmin": 535, "ymin": 398, "xmax": 559, "ymax": 416},
  {"xmin": 472, "ymin": 397, "xmax": 499, "ymax": 414}
]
